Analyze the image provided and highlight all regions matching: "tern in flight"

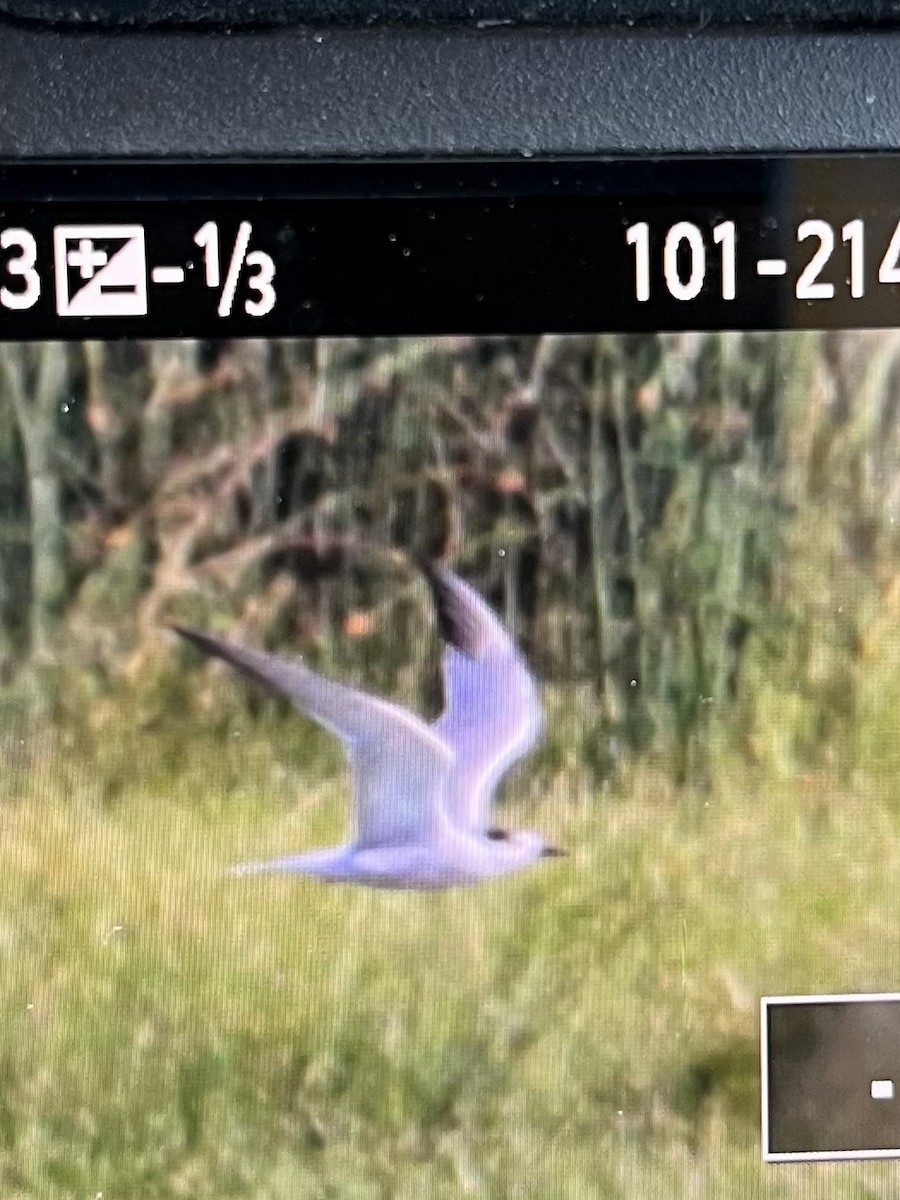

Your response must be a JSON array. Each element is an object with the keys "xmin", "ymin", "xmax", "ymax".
[{"xmin": 172, "ymin": 562, "xmax": 564, "ymax": 889}]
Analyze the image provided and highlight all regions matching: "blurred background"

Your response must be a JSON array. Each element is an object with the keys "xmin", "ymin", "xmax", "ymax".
[
  {"xmin": 3, "ymin": 330, "xmax": 900, "ymax": 785},
  {"xmin": 4, "ymin": 332, "xmax": 900, "ymax": 1197}
]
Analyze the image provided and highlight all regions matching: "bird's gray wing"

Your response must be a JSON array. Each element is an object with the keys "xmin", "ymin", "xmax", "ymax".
[
  {"xmin": 172, "ymin": 627, "xmax": 452, "ymax": 849},
  {"xmin": 423, "ymin": 565, "xmax": 544, "ymax": 832}
]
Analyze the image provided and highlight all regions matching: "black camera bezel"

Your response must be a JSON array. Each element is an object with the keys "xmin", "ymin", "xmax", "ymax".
[
  {"xmin": 0, "ymin": 0, "xmax": 895, "ymax": 30},
  {"xmin": 0, "ymin": 24, "xmax": 898, "ymax": 161}
]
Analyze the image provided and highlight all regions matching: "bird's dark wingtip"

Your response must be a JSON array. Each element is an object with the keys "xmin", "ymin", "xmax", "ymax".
[
  {"xmin": 412, "ymin": 554, "xmax": 445, "ymax": 589},
  {"xmin": 416, "ymin": 557, "xmax": 511, "ymax": 659},
  {"xmin": 168, "ymin": 623, "xmax": 205, "ymax": 645},
  {"xmin": 416, "ymin": 558, "xmax": 476, "ymax": 654},
  {"xmin": 167, "ymin": 624, "xmax": 229, "ymax": 659}
]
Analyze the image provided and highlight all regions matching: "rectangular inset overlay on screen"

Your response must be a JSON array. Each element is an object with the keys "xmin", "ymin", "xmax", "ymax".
[{"xmin": 762, "ymin": 994, "xmax": 900, "ymax": 1161}]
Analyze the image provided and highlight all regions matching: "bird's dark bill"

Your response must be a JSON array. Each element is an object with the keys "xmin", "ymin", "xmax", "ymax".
[{"xmin": 541, "ymin": 845, "xmax": 567, "ymax": 858}]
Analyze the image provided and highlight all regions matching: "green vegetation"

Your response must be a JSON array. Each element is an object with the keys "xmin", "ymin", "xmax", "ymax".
[{"xmin": 1, "ymin": 714, "xmax": 900, "ymax": 1196}]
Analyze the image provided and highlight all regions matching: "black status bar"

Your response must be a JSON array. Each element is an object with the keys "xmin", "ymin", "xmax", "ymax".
[{"xmin": 2, "ymin": 158, "xmax": 900, "ymax": 339}]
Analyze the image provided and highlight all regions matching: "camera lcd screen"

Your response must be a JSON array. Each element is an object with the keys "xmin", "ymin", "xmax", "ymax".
[{"xmin": 3, "ymin": 158, "xmax": 900, "ymax": 1194}]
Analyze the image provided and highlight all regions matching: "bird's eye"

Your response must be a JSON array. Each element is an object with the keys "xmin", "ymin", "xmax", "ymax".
[{"xmin": 486, "ymin": 827, "xmax": 510, "ymax": 841}]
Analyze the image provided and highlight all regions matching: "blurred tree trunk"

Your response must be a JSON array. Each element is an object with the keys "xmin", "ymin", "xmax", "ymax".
[
  {"xmin": 587, "ymin": 338, "xmax": 612, "ymax": 719},
  {"xmin": 0, "ymin": 343, "xmax": 69, "ymax": 669},
  {"xmin": 141, "ymin": 341, "xmax": 201, "ymax": 489},
  {"xmin": 83, "ymin": 340, "xmax": 145, "ymax": 516}
]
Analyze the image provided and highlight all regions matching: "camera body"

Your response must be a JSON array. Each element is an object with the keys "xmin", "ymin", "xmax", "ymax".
[{"xmin": 0, "ymin": 3, "xmax": 898, "ymax": 161}]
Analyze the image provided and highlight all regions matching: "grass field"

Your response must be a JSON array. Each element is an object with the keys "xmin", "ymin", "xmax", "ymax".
[{"xmin": 2, "ymin": 706, "xmax": 900, "ymax": 1200}]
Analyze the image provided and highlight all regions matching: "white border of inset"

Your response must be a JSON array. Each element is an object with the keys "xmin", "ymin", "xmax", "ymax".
[{"xmin": 761, "ymin": 992, "xmax": 900, "ymax": 1162}]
